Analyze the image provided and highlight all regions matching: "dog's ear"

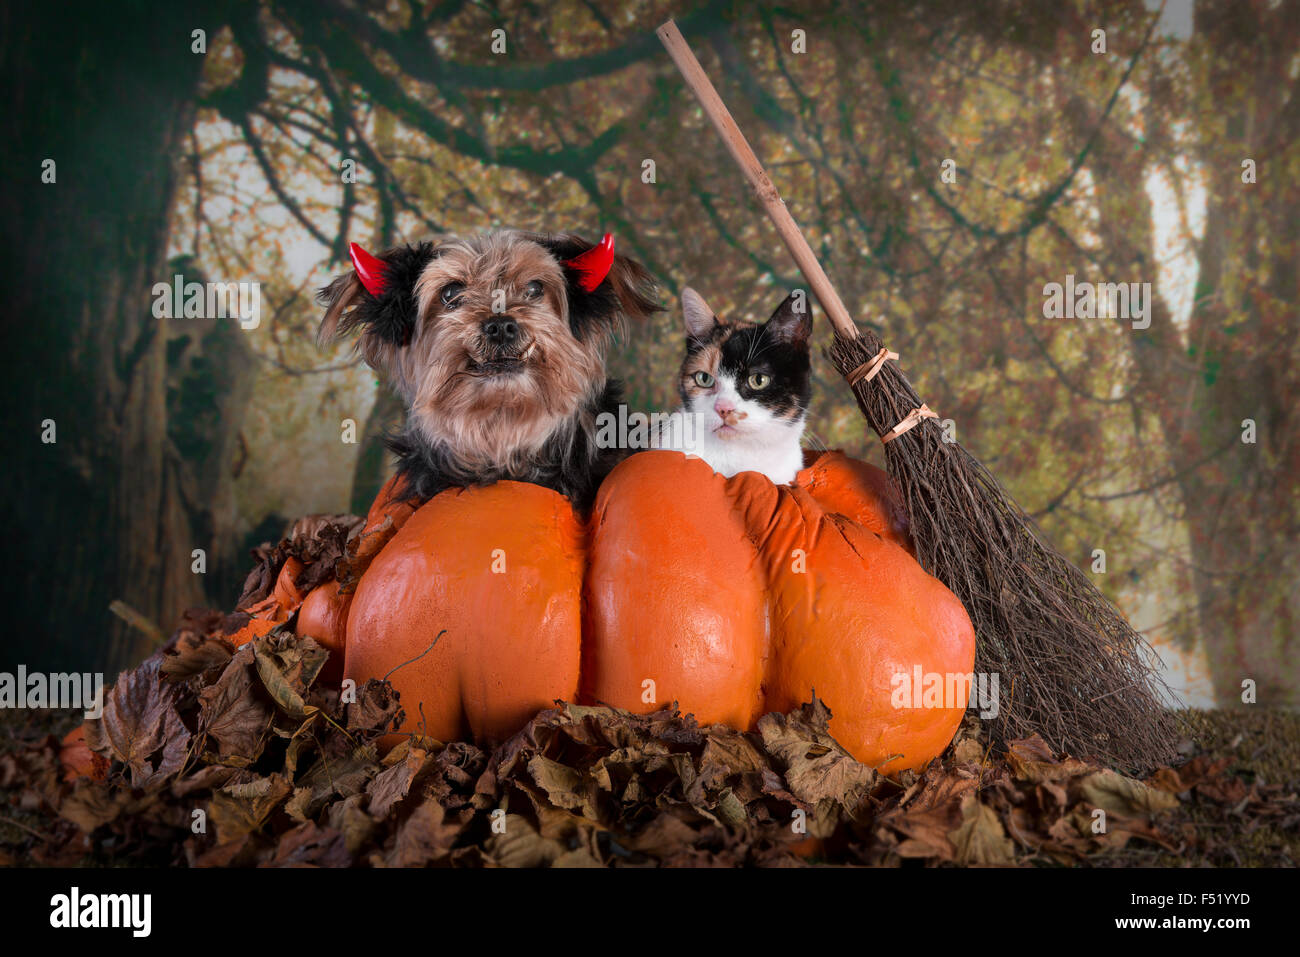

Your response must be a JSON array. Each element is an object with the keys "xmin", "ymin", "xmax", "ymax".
[
  {"xmin": 316, "ymin": 272, "xmax": 361, "ymax": 347},
  {"xmin": 534, "ymin": 232, "xmax": 662, "ymax": 340},
  {"xmin": 604, "ymin": 248, "xmax": 661, "ymax": 325},
  {"xmin": 315, "ymin": 241, "xmax": 437, "ymax": 349}
]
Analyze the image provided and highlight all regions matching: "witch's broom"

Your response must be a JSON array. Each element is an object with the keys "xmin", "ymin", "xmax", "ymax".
[{"xmin": 657, "ymin": 21, "xmax": 1181, "ymax": 772}]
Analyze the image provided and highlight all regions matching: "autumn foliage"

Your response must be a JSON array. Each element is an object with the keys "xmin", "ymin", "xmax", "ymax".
[{"xmin": 16, "ymin": 637, "xmax": 1292, "ymax": 867}]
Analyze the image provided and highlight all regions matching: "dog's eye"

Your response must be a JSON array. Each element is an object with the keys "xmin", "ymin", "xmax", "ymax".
[
  {"xmin": 523, "ymin": 280, "xmax": 543, "ymax": 300},
  {"xmin": 747, "ymin": 373, "xmax": 771, "ymax": 390},
  {"xmin": 440, "ymin": 282, "xmax": 465, "ymax": 307},
  {"xmin": 693, "ymin": 371, "xmax": 715, "ymax": 388}
]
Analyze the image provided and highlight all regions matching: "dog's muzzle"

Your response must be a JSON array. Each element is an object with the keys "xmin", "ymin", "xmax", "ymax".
[
  {"xmin": 469, "ymin": 317, "xmax": 536, "ymax": 375},
  {"xmin": 482, "ymin": 316, "xmax": 519, "ymax": 347}
]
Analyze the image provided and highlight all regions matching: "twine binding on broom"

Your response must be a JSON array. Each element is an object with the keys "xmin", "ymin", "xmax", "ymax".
[
  {"xmin": 845, "ymin": 346, "xmax": 899, "ymax": 386},
  {"xmin": 882, "ymin": 403, "xmax": 939, "ymax": 445}
]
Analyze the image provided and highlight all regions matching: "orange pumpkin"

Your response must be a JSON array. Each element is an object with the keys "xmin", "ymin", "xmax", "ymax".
[
  {"xmin": 343, "ymin": 451, "xmax": 975, "ymax": 772},
  {"xmin": 223, "ymin": 556, "xmax": 307, "ymax": 647},
  {"xmin": 296, "ymin": 579, "xmax": 350, "ymax": 682}
]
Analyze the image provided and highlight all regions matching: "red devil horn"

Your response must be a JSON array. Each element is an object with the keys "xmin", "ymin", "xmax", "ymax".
[
  {"xmin": 563, "ymin": 233, "xmax": 615, "ymax": 292},
  {"xmin": 349, "ymin": 242, "xmax": 389, "ymax": 296}
]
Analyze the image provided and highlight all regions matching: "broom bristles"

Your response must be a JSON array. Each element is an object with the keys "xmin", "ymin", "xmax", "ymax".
[{"xmin": 829, "ymin": 330, "xmax": 1183, "ymax": 772}]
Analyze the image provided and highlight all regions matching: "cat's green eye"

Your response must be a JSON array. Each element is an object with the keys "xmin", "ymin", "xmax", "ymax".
[
  {"xmin": 747, "ymin": 373, "xmax": 771, "ymax": 390},
  {"xmin": 693, "ymin": 371, "xmax": 715, "ymax": 388}
]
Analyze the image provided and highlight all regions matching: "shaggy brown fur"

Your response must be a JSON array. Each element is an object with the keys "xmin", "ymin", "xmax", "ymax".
[{"xmin": 318, "ymin": 230, "xmax": 659, "ymax": 509}]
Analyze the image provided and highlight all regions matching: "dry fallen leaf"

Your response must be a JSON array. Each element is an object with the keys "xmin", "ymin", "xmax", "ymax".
[
  {"xmin": 1079, "ymin": 769, "xmax": 1179, "ymax": 817},
  {"xmin": 209, "ymin": 773, "xmax": 293, "ymax": 842},
  {"xmin": 949, "ymin": 793, "xmax": 1015, "ymax": 865},
  {"xmin": 87, "ymin": 656, "xmax": 190, "ymax": 790},
  {"xmin": 366, "ymin": 746, "xmax": 431, "ymax": 818},
  {"xmin": 196, "ymin": 644, "xmax": 276, "ymax": 765},
  {"xmin": 757, "ymin": 695, "xmax": 875, "ymax": 817}
]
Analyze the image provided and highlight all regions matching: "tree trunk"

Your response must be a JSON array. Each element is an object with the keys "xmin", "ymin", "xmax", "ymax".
[
  {"xmin": 1166, "ymin": 2, "xmax": 1300, "ymax": 706},
  {"xmin": 1172, "ymin": 199, "xmax": 1300, "ymax": 706},
  {"xmin": 0, "ymin": 3, "xmax": 225, "ymax": 672}
]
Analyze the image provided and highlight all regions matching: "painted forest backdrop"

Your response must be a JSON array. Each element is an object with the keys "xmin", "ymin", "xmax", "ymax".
[{"xmin": 2, "ymin": 0, "xmax": 1297, "ymax": 709}]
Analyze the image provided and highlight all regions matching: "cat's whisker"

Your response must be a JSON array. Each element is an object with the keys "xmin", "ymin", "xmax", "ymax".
[
  {"xmin": 801, "ymin": 429, "xmax": 830, "ymax": 452},
  {"xmin": 745, "ymin": 340, "xmax": 779, "ymax": 363}
]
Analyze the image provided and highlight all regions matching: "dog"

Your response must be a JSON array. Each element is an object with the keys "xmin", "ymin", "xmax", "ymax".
[{"xmin": 317, "ymin": 230, "xmax": 659, "ymax": 510}]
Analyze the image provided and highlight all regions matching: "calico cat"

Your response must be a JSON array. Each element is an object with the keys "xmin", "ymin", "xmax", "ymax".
[{"xmin": 655, "ymin": 287, "xmax": 812, "ymax": 484}]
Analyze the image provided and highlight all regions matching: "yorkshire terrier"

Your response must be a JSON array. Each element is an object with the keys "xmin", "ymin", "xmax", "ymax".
[{"xmin": 317, "ymin": 230, "xmax": 659, "ymax": 510}]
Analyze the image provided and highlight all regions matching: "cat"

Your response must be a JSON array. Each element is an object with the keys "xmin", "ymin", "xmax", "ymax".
[{"xmin": 654, "ymin": 286, "xmax": 812, "ymax": 485}]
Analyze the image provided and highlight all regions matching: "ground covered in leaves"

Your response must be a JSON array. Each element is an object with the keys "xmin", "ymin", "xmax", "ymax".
[{"xmin": 1, "ymin": 631, "xmax": 1297, "ymax": 867}]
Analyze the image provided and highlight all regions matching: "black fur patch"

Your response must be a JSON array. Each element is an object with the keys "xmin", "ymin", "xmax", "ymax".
[
  {"xmin": 353, "ymin": 242, "xmax": 437, "ymax": 346},
  {"xmin": 717, "ymin": 326, "xmax": 811, "ymax": 419},
  {"xmin": 385, "ymin": 379, "xmax": 627, "ymax": 513},
  {"xmin": 533, "ymin": 233, "xmax": 660, "ymax": 340},
  {"xmin": 548, "ymin": 237, "xmax": 621, "ymax": 340}
]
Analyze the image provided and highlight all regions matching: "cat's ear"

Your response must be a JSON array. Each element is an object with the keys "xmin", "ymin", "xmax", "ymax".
[
  {"xmin": 681, "ymin": 287, "xmax": 719, "ymax": 339},
  {"xmin": 765, "ymin": 291, "xmax": 813, "ymax": 347}
]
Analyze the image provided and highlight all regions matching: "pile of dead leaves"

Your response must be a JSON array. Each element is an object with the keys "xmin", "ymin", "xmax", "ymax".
[{"xmin": 2, "ymin": 630, "xmax": 1297, "ymax": 867}]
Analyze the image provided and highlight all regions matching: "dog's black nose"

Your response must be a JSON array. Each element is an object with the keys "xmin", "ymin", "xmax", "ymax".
[{"xmin": 482, "ymin": 317, "xmax": 519, "ymax": 346}]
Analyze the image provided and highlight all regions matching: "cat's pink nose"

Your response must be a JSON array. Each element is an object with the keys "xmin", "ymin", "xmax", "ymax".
[{"xmin": 714, "ymin": 398, "xmax": 734, "ymax": 415}]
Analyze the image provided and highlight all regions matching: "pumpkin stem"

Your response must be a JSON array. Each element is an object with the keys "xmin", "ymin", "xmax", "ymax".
[{"xmin": 381, "ymin": 629, "xmax": 446, "ymax": 683}]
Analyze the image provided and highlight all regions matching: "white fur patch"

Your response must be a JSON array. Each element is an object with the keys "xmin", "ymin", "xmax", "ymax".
[{"xmin": 656, "ymin": 371, "xmax": 806, "ymax": 484}]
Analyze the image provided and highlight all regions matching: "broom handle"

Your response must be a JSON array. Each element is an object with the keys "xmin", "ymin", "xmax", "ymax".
[{"xmin": 656, "ymin": 19, "xmax": 858, "ymax": 339}]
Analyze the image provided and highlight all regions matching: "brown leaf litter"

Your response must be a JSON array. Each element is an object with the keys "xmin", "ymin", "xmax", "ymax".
[{"xmin": 3, "ymin": 630, "xmax": 1295, "ymax": 867}]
